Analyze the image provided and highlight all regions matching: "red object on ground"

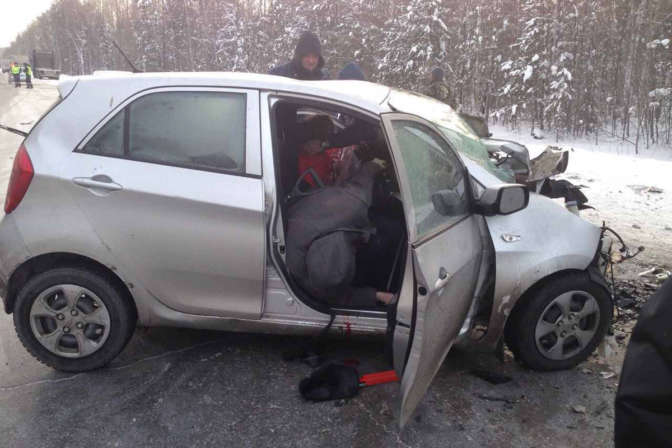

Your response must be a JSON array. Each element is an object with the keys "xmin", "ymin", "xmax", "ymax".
[{"xmin": 359, "ymin": 370, "xmax": 399, "ymax": 387}]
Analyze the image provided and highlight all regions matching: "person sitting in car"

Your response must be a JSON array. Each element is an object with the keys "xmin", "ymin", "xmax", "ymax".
[
  {"xmin": 297, "ymin": 115, "xmax": 358, "ymax": 188},
  {"xmin": 286, "ymin": 115, "xmax": 396, "ymax": 307},
  {"xmin": 285, "ymin": 154, "xmax": 396, "ymax": 308}
]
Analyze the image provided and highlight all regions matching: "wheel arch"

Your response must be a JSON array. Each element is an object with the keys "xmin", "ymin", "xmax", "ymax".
[
  {"xmin": 503, "ymin": 268, "xmax": 610, "ymax": 347},
  {"xmin": 4, "ymin": 252, "xmax": 137, "ymax": 320}
]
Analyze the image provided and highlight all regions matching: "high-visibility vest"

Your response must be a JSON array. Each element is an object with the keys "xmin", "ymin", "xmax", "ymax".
[
  {"xmin": 11, "ymin": 65, "xmax": 20, "ymax": 75},
  {"xmin": 25, "ymin": 66, "xmax": 32, "ymax": 77}
]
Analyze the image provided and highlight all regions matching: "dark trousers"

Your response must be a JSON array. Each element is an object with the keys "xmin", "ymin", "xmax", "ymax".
[
  {"xmin": 25, "ymin": 75, "xmax": 32, "ymax": 88},
  {"xmin": 13, "ymin": 74, "xmax": 20, "ymax": 87}
]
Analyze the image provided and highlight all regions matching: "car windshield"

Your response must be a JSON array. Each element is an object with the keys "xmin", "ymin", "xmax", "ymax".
[{"xmin": 388, "ymin": 90, "xmax": 514, "ymax": 182}]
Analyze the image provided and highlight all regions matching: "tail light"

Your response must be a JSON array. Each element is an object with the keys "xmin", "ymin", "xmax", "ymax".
[{"xmin": 5, "ymin": 144, "xmax": 34, "ymax": 214}]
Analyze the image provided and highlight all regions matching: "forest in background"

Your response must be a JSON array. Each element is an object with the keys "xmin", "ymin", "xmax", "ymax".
[{"xmin": 5, "ymin": 0, "xmax": 672, "ymax": 150}]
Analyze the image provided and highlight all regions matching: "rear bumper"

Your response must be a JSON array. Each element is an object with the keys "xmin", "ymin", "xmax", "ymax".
[
  {"xmin": 0, "ymin": 275, "xmax": 7, "ymax": 311},
  {"xmin": 0, "ymin": 214, "xmax": 31, "ymax": 313}
]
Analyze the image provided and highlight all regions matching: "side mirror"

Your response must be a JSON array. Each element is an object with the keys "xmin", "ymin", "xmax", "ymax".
[
  {"xmin": 475, "ymin": 184, "xmax": 529, "ymax": 216},
  {"xmin": 431, "ymin": 190, "xmax": 465, "ymax": 216}
]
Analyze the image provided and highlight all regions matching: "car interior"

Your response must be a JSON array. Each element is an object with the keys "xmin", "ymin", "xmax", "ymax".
[{"xmin": 271, "ymin": 98, "xmax": 407, "ymax": 311}]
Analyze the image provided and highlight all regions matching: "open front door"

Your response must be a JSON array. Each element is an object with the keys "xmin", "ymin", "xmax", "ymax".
[{"xmin": 382, "ymin": 114, "xmax": 484, "ymax": 427}]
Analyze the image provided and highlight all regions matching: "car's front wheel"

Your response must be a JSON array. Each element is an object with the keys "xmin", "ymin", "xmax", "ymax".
[
  {"xmin": 13, "ymin": 267, "xmax": 136, "ymax": 372},
  {"xmin": 505, "ymin": 272, "xmax": 612, "ymax": 371}
]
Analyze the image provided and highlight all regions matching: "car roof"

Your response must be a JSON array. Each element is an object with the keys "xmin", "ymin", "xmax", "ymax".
[{"xmin": 59, "ymin": 71, "xmax": 392, "ymax": 114}]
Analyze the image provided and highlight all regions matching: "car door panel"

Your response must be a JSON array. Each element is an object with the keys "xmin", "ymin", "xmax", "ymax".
[
  {"xmin": 400, "ymin": 215, "xmax": 482, "ymax": 426},
  {"xmin": 61, "ymin": 88, "xmax": 265, "ymax": 319},
  {"xmin": 381, "ymin": 113, "xmax": 484, "ymax": 427}
]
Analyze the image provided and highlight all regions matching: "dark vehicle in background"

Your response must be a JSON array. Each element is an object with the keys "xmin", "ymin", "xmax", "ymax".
[{"xmin": 31, "ymin": 50, "xmax": 60, "ymax": 79}]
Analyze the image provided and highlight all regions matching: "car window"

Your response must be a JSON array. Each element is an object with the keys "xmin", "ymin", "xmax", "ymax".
[
  {"xmin": 81, "ymin": 91, "xmax": 247, "ymax": 173},
  {"xmin": 438, "ymin": 125, "xmax": 514, "ymax": 183},
  {"xmin": 391, "ymin": 120, "xmax": 469, "ymax": 237},
  {"xmin": 128, "ymin": 91, "xmax": 246, "ymax": 173},
  {"xmin": 82, "ymin": 110, "xmax": 124, "ymax": 157}
]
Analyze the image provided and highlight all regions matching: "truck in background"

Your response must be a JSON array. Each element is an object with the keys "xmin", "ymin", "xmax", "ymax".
[{"xmin": 31, "ymin": 50, "xmax": 60, "ymax": 79}]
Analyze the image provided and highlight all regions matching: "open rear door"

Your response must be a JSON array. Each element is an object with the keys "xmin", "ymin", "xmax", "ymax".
[{"xmin": 381, "ymin": 114, "xmax": 484, "ymax": 427}]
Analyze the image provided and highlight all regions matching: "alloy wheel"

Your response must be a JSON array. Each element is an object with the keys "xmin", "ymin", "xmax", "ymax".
[
  {"xmin": 29, "ymin": 284, "xmax": 111, "ymax": 358},
  {"xmin": 534, "ymin": 290, "xmax": 601, "ymax": 361}
]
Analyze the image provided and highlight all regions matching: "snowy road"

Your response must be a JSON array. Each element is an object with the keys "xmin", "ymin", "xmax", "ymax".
[{"xmin": 0, "ymin": 80, "xmax": 628, "ymax": 447}]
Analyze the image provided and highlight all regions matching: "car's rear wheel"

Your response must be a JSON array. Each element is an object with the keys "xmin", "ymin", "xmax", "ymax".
[
  {"xmin": 505, "ymin": 272, "xmax": 612, "ymax": 371},
  {"xmin": 13, "ymin": 267, "xmax": 136, "ymax": 372}
]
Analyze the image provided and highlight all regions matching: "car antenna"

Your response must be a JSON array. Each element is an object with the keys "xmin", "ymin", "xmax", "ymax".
[
  {"xmin": 111, "ymin": 40, "xmax": 143, "ymax": 73},
  {"xmin": 0, "ymin": 124, "xmax": 28, "ymax": 138}
]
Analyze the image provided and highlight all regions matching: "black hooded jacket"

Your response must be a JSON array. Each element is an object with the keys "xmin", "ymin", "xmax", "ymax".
[
  {"xmin": 270, "ymin": 31, "xmax": 326, "ymax": 80},
  {"xmin": 615, "ymin": 277, "xmax": 672, "ymax": 447}
]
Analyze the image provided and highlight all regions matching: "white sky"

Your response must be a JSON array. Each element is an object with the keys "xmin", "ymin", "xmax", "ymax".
[{"xmin": 0, "ymin": 0, "xmax": 55, "ymax": 47}]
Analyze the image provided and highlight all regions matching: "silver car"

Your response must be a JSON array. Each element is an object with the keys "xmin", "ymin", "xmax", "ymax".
[{"xmin": 0, "ymin": 73, "xmax": 611, "ymax": 427}]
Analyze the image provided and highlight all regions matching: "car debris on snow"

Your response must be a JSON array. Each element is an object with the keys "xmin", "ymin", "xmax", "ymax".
[
  {"xmin": 627, "ymin": 184, "xmax": 664, "ymax": 194},
  {"xmin": 571, "ymin": 405, "xmax": 587, "ymax": 414},
  {"xmin": 611, "ymin": 277, "xmax": 661, "ymax": 347},
  {"xmin": 637, "ymin": 267, "xmax": 671, "ymax": 282},
  {"xmin": 600, "ymin": 371, "xmax": 616, "ymax": 380}
]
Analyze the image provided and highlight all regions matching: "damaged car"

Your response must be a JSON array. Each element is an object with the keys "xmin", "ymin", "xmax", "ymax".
[{"xmin": 0, "ymin": 72, "xmax": 613, "ymax": 427}]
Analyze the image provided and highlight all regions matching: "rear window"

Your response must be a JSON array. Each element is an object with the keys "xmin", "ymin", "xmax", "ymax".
[{"xmin": 80, "ymin": 91, "xmax": 247, "ymax": 174}]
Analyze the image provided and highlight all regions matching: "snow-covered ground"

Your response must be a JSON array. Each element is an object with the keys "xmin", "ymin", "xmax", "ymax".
[{"xmin": 491, "ymin": 124, "xmax": 672, "ymax": 271}]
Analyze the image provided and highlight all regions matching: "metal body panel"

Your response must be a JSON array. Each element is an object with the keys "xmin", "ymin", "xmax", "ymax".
[
  {"xmin": 399, "ymin": 216, "xmax": 482, "ymax": 426},
  {"xmin": 63, "ymin": 157, "xmax": 265, "ymax": 319},
  {"xmin": 381, "ymin": 113, "xmax": 483, "ymax": 427},
  {"xmin": 468, "ymin": 193, "xmax": 601, "ymax": 350},
  {"xmin": 262, "ymin": 265, "xmax": 387, "ymax": 331},
  {"xmin": 0, "ymin": 214, "xmax": 31, "ymax": 301},
  {"xmin": 60, "ymin": 112, "xmax": 265, "ymax": 320},
  {"xmin": 21, "ymin": 85, "xmax": 267, "ymax": 320},
  {"xmin": 0, "ymin": 173, "xmax": 156, "ymax": 323}
]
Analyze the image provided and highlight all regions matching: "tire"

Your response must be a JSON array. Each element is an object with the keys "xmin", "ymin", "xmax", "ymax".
[
  {"xmin": 504, "ymin": 272, "xmax": 612, "ymax": 371},
  {"xmin": 13, "ymin": 267, "xmax": 136, "ymax": 372}
]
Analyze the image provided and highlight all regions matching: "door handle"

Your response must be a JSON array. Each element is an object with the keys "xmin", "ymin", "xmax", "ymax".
[
  {"xmin": 434, "ymin": 267, "xmax": 451, "ymax": 290},
  {"xmin": 73, "ymin": 175, "xmax": 123, "ymax": 192}
]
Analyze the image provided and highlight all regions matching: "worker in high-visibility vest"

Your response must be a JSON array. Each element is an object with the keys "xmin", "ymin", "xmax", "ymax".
[
  {"xmin": 10, "ymin": 62, "xmax": 20, "ymax": 88},
  {"xmin": 23, "ymin": 63, "xmax": 33, "ymax": 89}
]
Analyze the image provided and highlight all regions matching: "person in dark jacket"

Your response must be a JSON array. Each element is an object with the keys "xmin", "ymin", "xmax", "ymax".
[
  {"xmin": 426, "ymin": 66, "xmax": 456, "ymax": 109},
  {"xmin": 615, "ymin": 277, "xmax": 672, "ymax": 447},
  {"xmin": 269, "ymin": 31, "xmax": 326, "ymax": 80},
  {"xmin": 338, "ymin": 62, "xmax": 365, "ymax": 81}
]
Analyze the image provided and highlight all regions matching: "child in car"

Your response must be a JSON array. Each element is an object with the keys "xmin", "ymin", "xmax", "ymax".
[{"xmin": 297, "ymin": 115, "xmax": 358, "ymax": 188}]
